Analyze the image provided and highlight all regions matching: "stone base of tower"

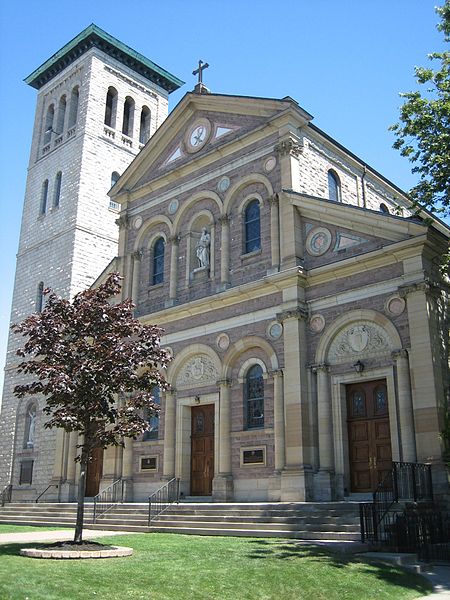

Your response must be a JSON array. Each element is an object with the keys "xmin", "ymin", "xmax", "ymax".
[{"xmin": 280, "ymin": 467, "xmax": 313, "ymax": 501}]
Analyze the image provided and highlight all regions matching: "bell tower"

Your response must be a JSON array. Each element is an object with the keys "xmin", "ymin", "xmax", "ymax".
[{"xmin": 0, "ymin": 25, "xmax": 183, "ymax": 500}]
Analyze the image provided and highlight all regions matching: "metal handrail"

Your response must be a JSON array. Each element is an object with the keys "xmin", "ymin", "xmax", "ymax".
[
  {"xmin": 148, "ymin": 478, "xmax": 180, "ymax": 525},
  {"xmin": 35, "ymin": 484, "xmax": 59, "ymax": 503},
  {"xmin": 93, "ymin": 478, "xmax": 124, "ymax": 522},
  {"xmin": 1, "ymin": 484, "xmax": 12, "ymax": 507}
]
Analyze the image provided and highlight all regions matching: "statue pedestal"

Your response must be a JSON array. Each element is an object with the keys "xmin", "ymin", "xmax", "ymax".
[{"xmin": 191, "ymin": 266, "xmax": 209, "ymax": 282}]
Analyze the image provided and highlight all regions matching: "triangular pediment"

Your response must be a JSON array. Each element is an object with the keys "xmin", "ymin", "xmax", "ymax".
[{"xmin": 111, "ymin": 92, "xmax": 312, "ymax": 200}]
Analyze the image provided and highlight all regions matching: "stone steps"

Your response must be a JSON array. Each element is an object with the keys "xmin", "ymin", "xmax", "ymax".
[{"xmin": 0, "ymin": 501, "xmax": 362, "ymax": 541}]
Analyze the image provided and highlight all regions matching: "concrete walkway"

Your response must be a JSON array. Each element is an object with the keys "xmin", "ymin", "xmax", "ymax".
[{"xmin": 0, "ymin": 529, "xmax": 137, "ymax": 545}]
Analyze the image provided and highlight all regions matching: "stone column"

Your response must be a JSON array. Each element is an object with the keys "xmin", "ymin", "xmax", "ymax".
[
  {"xmin": 272, "ymin": 369, "xmax": 285, "ymax": 472},
  {"xmin": 168, "ymin": 236, "xmax": 179, "ymax": 304},
  {"xmin": 121, "ymin": 437, "xmax": 134, "ymax": 501},
  {"xmin": 163, "ymin": 388, "xmax": 176, "ymax": 479},
  {"xmin": 66, "ymin": 431, "xmax": 78, "ymax": 484},
  {"xmin": 214, "ymin": 379, "xmax": 233, "ymax": 501},
  {"xmin": 51, "ymin": 428, "xmax": 67, "ymax": 481},
  {"xmin": 277, "ymin": 305, "xmax": 312, "ymax": 501},
  {"xmin": 219, "ymin": 216, "xmax": 230, "ymax": 286},
  {"xmin": 131, "ymin": 249, "xmax": 142, "ymax": 304},
  {"xmin": 269, "ymin": 194, "xmax": 280, "ymax": 272},
  {"xmin": 392, "ymin": 349, "xmax": 417, "ymax": 463},
  {"xmin": 314, "ymin": 364, "xmax": 334, "ymax": 500}
]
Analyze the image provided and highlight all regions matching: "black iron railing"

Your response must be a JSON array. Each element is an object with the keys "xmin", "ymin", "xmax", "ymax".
[
  {"xmin": 360, "ymin": 461, "xmax": 433, "ymax": 545},
  {"xmin": 93, "ymin": 479, "xmax": 124, "ymax": 522},
  {"xmin": 0, "ymin": 484, "xmax": 12, "ymax": 507},
  {"xmin": 35, "ymin": 484, "xmax": 59, "ymax": 503},
  {"xmin": 148, "ymin": 478, "xmax": 180, "ymax": 525}
]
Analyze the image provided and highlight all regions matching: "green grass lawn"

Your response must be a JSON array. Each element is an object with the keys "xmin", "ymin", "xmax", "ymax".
[
  {"xmin": 0, "ymin": 533, "xmax": 432, "ymax": 600},
  {"xmin": 0, "ymin": 524, "xmax": 66, "ymax": 534}
]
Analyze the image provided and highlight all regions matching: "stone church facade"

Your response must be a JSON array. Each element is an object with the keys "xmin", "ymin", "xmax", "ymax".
[{"xmin": 1, "ymin": 27, "xmax": 449, "ymax": 504}]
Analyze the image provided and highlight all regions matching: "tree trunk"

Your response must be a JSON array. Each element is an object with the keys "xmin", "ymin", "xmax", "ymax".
[{"xmin": 74, "ymin": 448, "xmax": 88, "ymax": 543}]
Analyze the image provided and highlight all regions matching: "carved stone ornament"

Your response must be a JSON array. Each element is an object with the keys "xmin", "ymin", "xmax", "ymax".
[
  {"xmin": 176, "ymin": 354, "xmax": 219, "ymax": 388},
  {"xmin": 115, "ymin": 215, "xmax": 129, "ymax": 229},
  {"xmin": 309, "ymin": 314, "xmax": 325, "ymax": 333},
  {"xmin": 274, "ymin": 139, "xmax": 303, "ymax": 157},
  {"xmin": 133, "ymin": 216, "xmax": 143, "ymax": 230},
  {"xmin": 216, "ymin": 333, "xmax": 230, "ymax": 351},
  {"xmin": 277, "ymin": 305, "xmax": 308, "ymax": 323},
  {"xmin": 329, "ymin": 322, "xmax": 391, "ymax": 362},
  {"xmin": 264, "ymin": 156, "xmax": 277, "ymax": 172},
  {"xmin": 385, "ymin": 295, "xmax": 406, "ymax": 317},
  {"xmin": 306, "ymin": 227, "xmax": 332, "ymax": 256}
]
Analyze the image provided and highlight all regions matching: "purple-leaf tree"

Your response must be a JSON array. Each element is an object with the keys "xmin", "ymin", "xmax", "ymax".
[{"xmin": 12, "ymin": 272, "xmax": 170, "ymax": 543}]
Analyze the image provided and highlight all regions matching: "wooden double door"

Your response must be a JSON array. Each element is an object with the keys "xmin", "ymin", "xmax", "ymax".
[
  {"xmin": 347, "ymin": 379, "xmax": 392, "ymax": 493},
  {"xmin": 191, "ymin": 404, "xmax": 214, "ymax": 496}
]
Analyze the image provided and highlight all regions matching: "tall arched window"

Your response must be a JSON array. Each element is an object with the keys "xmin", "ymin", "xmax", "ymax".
[
  {"xmin": 245, "ymin": 364, "xmax": 264, "ymax": 429},
  {"xmin": 36, "ymin": 282, "xmax": 44, "ymax": 313},
  {"xmin": 111, "ymin": 171, "xmax": 120, "ymax": 187},
  {"xmin": 380, "ymin": 203, "xmax": 390, "ymax": 214},
  {"xmin": 328, "ymin": 170, "xmax": 341, "ymax": 202},
  {"xmin": 104, "ymin": 87, "xmax": 118, "ymax": 128},
  {"xmin": 244, "ymin": 199, "xmax": 261, "ymax": 254},
  {"xmin": 68, "ymin": 86, "xmax": 79, "ymax": 128},
  {"xmin": 43, "ymin": 105, "xmax": 55, "ymax": 145},
  {"xmin": 56, "ymin": 95, "xmax": 66, "ymax": 134},
  {"xmin": 139, "ymin": 106, "xmax": 151, "ymax": 144},
  {"xmin": 53, "ymin": 172, "xmax": 62, "ymax": 208},
  {"xmin": 40, "ymin": 180, "xmax": 49, "ymax": 215},
  {"xmin": 143, "ymin": 387, "xmax": 160, "ymax": 440},
  {"xmin": 122, "ymin": 96, "xmax": 135, "ymax": 137},
  {"xmin": 152, "ymin": 237, "xmax": 165, "ymax": 285}
]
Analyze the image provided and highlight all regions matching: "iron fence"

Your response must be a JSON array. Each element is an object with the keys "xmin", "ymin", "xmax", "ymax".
[
  {"xmin": 93, "ymin": 478, "xmax": 124, "ymax": 522},
  {"xmin": 148, "ymin": 478, "xmax": 180, "ymax": 525}
]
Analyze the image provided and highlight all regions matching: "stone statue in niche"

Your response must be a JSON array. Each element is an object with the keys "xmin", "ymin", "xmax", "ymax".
[
  {"xmin": 27, "ymin": 406, "xmax": 36, "ymax": 447},
  {"xmin": 196, "ymin": 227, "xmax": 210, "ymax": 268}
]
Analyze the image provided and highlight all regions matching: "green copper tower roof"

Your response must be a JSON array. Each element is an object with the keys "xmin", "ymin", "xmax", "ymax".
[{"xmin": 24, "ymin": 24, "xmax": 184, "ymax": 92}]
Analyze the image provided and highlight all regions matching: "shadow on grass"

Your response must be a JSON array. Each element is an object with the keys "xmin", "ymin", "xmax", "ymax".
[{"xmin": 244, "ymin": 539, "xmax": 432, "ymax": 596}]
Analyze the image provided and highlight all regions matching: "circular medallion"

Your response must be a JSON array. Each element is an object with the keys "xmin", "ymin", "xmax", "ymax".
[
  {"xmin": 216, "ymin": 333, "xmax": 230, "ymax": 351},
  {"xmin": 217, "ymin": 177, "xmax": 230, "ymax": 193},
  {"xmin": 306, "ymin": 227, "xmax": 332, "ymax": 256},
  {"xmin": 268, "ymin": 322, "xmax": 283, "ymax": 340},
  {"xmin": 264, "ymin": 156, "xmax": 277, "ymax": 173},
  {"xmin": 164, "ymin": 346, "xmax": 173, "ymax": 358},
  {"xmin": 347, "ymin": 325, "xmax": 369, "ymax": 352},
  {"xmin": 386, "ymin": 295, "xmax": 405, "ymax": 317},
  {"xmin": 309, "ymin": 314, "xmax": 325, "ymax": 333},
  {"xmin": 168, "ymin": 199, "xmax": 179, "ymax": 215},
  {"xmin": 133, "ymin": 216, "xmax": 143, "ymax": 230},
  {"xmin": 185, "ymin": 119, "xmax": 211, "ymax": 153}
]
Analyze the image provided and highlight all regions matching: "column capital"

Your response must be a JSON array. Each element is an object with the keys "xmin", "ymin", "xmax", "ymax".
[
  {"xmin": 168, "ymin": 235, "xmax": 180, "ymax": 245},
  {"xmin": 276, "ymin": 304, "xmax": 308, "ymax": 323},
  {"xmin": 398, "ymin": 280, "xmax": 433, "ymax": 298},
  {"xmin": 270, "ymin": 369, "xmax": 284, "ymax": 379},
  {"xmin": 392, "ymin": 348, "xmax": 409, "ymax": 360},
  {"xmin": 132, "ymin": 249, "xmax": 143, "ymax": 260},
  {"xmin": 268, "ymin": 193, "xmax": 280, "ymax": 206},
  {"xmin": 274, "ymin": 138, "xmax": 303, "ymax": 158},
  {"xmin": 310, "ymin": 363, "xmax": 329, "ymax": 374},
  {"xmin": 115, "ymin": 215, "xmax": 130, "ymax": 229},
  {"xmin": 217, "ymin": 378, "xmax": 232, "ymax": 388},
  {"xmin": 218, "ymin": 214, "xmax": 230, "ymax": 225}
]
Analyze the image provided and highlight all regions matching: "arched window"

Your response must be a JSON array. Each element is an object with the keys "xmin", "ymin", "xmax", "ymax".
[
  {"xmin": 56, "ymin": 95, "xmax": 66, "ymax": 134},
  {"xmin": 40, "ymin": 180, "xmax": 49, "ymax": 215},
  {"xmin": 36, "ymin": 282, "xmax": 44, "ymax": 313},
  {"xmin": 43, "ymin": 105, "xmax": 55, "ymax": 145},
  {"xmin": 139, "ymin": 106, "xmax": 151, "ymax": 144},
  {"xmin": 24, "ymin": 402, "xmax": 37, "ymax": 449},
  {"xmin": 104, "ymin": 87, "xmax": 118, "ymax": 128},
  {"xmin": 328, "ymin": 170, "xmax": 341, "ymax": 202},
  {"xmin": 244, "ymin": 199, "xmax": 261, "ymax": 254},
  {"xmin": 111, "ymin": 171, "xmax": 120, "ymax": 187},
  {"xmin": 68, "ymin": 86, "xmax": 79, "ymax": 128},
  {"xmin": 245, "ymin": 364, "xmax": 264, "ymax": 429},
  {"xmin": 143, "ymin": 387, "xmax": 160, "ymax": 440},
  {"xmin": 380, "ymin": 203, "xmax": 390, "ymax": 214},
  {"xmin": 122, "ymin": 96, "xmax": 135, "ymax": 137},
  {"xmin": 152, "ymin": 237, "xmax": 165, "ymax": 285},
  {"xmin": 53, "ymin": 172, "xmax": 62, "ymax": 208}
]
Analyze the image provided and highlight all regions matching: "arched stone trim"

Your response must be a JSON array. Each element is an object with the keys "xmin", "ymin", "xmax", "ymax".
[
  {"xmin": 172, "ymin": 190, "xmax": 222, "ymax": 234},
  {"xmin": 222, "ymin": 336, "xmax": 278, "ymax": 380},
  {"xmin": 167, "ymin": 343, "xmax": 222, "ymax": 389},
  {"xmin": 237, "ymin": 357, "xmax": 269, "ymax": 383},
  {"xmin": 315, "ymin": 309, "xmax": 402, "ymax": 365},
  {"xmin": 134, "ymin": 214, "xmax": 173, "ymax": 250},
  {"xmin": 223, "ymin": 173, "xmax": 274, "ymax": 215},
  {"xmin": 146, "ymin": 230, "xmax": 168, "ymax": 250},
  {"xmin": 237, "ymin": 192, "xmax": 264, "ymax": 217}
]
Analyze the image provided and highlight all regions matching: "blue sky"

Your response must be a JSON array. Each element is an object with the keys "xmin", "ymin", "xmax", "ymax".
[{"xmin": 0, "ymin": 0, "xmax": 446, "ymax": 396}]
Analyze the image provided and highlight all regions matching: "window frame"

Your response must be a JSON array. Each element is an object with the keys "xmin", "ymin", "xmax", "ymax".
[
  {"xmin": 243, "ymin": 199, "xmax": 261, "ymax": 255},
  {"xmin": 152, "ymin": 237, "xmax": 165, "ymax": 285},
  {"xmin": 328, "ymin": 169, "xmax": 342, "ymax": 202},
  {"xmin": 244, "ymin": 364, "xmax": 264, "ymax": 430}
]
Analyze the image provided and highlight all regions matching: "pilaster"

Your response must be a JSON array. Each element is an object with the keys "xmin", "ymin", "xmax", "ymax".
[{"xmin": 392, "ymin": 349, "xmax": 417, "ymax": 463}]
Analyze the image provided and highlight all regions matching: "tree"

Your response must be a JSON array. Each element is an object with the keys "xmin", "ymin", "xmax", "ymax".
[
  {"xmin": 12, "ymin": 272, "xmax": 170, "ymax": 543},
  {"xmin": 390, "ymin": 1, "xmax": 450, "ymax": 218}
]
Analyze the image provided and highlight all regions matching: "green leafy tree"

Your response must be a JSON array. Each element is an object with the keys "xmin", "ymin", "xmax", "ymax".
[
  {"xmin": 12, "ymin": 272, "xmax": 170, "ymax": 543},
  {"xmin": 390, "ymin": 1, "xmax": 450, "ymax": 218}
]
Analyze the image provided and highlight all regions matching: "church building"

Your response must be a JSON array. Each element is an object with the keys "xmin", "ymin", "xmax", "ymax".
[{"xmin": 1, "ymin": 26, "xmax": 449, "ymax": 506}]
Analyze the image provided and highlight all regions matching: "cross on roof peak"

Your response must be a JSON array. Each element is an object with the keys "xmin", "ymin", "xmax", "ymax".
[{"xmin": 192, "ymin": 60, "xmax": 210, "ymax": 94}]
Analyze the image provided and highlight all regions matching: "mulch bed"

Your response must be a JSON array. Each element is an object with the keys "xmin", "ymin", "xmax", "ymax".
[{"xmin": 39, "ymin": 541, "xmax": 115, "ymax": 552}]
